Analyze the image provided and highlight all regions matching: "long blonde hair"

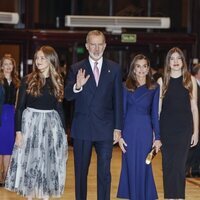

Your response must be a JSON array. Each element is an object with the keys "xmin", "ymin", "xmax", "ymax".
[
  {"xmin": 162, "ymin": 47, "xmax": 192, "ymax": 97},
  {"xmin": 0, "ymin": 54, "xmax": 20, "ymax": 88},
  {"xmin": 26, "ymin": 46, "xmax": 64, "ymax": 102}
]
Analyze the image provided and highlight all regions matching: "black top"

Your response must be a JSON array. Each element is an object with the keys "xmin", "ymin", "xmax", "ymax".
[
  {"xmin": 160, "ymin": 76, "xmax": 193, "ymax": 198},
  {"xmin": 160, "ymin": 75, "xmax": 193, "ymax": 141},
  {"xmin": 15, "ymin": 77, "xmax": 66, "ymax": 132},
  {"xmin": 4, "ymin": 79, "xmax": 17, "ymax": 105}
]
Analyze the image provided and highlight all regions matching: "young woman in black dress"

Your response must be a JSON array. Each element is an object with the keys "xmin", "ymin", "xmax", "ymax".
[{"xmin": 158, "ymin": 47, "xmax": 199, "ymax": 199}]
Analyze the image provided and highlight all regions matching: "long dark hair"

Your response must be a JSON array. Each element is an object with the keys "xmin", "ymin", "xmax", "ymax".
[
  {"xmin": 162, "ymin": 47, "xmax": 192, "ymax": 98},
  {"xmin": 0, "ymin": 54, "xmax": 20, "ymax": 88},
  {"xmin": 125, "ymin": 54, "xmax": 156, "ymax": 91},
  {"xmin": 26, "ymin": 46, "xmax": 64, "ymax": 102}
]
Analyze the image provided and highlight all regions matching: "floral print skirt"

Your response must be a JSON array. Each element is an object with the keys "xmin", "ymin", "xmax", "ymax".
[{"xmin": 5, "ymin": 107, "xmax": 68, "ymax": 198}]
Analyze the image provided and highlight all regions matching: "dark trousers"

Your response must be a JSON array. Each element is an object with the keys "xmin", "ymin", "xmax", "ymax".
[{"xmin": 73, "ymin": 139, "xmax": 113, "ymax": 200}]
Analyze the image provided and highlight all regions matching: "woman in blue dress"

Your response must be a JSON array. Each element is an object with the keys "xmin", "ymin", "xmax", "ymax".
[
  {"xmin": 117, "ymin": 54, "xmax": 162, "ymax": 200},
  {"xmin": 0, "ymin": 54, "xmax": 20, "ymax": 186},
  {"xmin": 0, "ymin": 84, "xmax": 4, "ymax": 125}
]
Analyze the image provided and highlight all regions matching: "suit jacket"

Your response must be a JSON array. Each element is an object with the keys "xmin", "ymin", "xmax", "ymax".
[{"xmin": 65, "ymin": 58, "xmax": 123, "ymax": 141}]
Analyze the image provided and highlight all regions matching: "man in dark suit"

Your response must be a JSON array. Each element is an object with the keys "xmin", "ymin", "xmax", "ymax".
[
  {"xmin": 65, "ymin": 30, "xmax": 123, "ymax": 200},
  {"xmin": 186, "ymin": 63, "xmax": 200, "ymax": 177}
]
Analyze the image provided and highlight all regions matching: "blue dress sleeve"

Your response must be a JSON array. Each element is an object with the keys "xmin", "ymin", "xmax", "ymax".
[
  {"xmin": 0, "ymin": 85, "xmax": 4, "ymax": 126},
  {"xmin": 151, "ymin": 85, "xmax": 160, "ymax": 140},
  {"xmin": 122, "ymin": 85, "xmax": 128, "ymax": 136}
]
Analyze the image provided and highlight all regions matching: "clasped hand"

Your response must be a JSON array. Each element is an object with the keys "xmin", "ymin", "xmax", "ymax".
[
  {"xmin": 113, "ymin": 130, "xmax": 121, "ymax": 145},
  {"xmin": 152, "ymin": 140, "xmax": 162, "ymax": 153}
]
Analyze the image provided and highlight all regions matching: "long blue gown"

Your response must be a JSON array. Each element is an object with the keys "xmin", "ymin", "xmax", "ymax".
[{"xmin": 117, "ymin": 84, "xmax": 160, "ymax": 200}]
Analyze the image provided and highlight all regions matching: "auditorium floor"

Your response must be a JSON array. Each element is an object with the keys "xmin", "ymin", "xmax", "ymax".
[{"xmin": 0, "ymin": 146, "xmax": 200, "ymax": 199}]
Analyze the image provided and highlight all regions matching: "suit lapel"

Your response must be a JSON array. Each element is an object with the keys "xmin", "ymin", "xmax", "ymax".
[
  {"xmin": 83, "ymin": 59, "xmax": 97, "ymax": 90},
  {"xmin": 83, "ymin": 58, "xmax": 111, "ymax": 94},
  {"xmin": 83, "ymin": 59, "xmax": 111, "ymax": 106},
  {"xmin": 98, "ymin": 59, "xmax": 107, "ymax": 88},
  {"xmin": 97, "ymin": 59, "xmax": 111, "ymax": 90},
  {"xmin": 84, "ymin": 59, "xmax": 110, "ymax": 90}
]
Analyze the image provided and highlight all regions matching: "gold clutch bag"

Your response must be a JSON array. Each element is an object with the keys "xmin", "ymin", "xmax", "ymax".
[{"xmin": 145, "ymin": 147, "xmax": 157, "ymax": 165}]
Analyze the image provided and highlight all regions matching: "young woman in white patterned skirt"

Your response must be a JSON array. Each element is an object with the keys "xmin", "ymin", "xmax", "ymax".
[{"xmin": 5, "ymin": 46, "xmax": 68, "ymax": 200}]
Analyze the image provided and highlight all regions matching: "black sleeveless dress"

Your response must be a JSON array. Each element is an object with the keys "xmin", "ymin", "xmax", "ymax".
[{"xmin": 160, "ymin": 76, "xmax": 193, "ymax": 199}]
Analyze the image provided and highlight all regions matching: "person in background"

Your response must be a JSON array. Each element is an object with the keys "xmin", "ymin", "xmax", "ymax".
[
  {"xmin": 65, "ymin": 30, "xmax": 123, "ymax": 200},
  {"xmin": 158, "ymin": 47, "xmax": 199, "ymax": 200},
  {"xmin": 0, "ymin": 81, "xmax": 5, "ymax": 186},
  {"xmin": 0, "ymin": 83, "xmax": 4, "ymax": 125},
  {"xmin": 186, "ymin": 63, "xmax": 200, "ymax": 177},
  {"xmin": 0, "ymin": 54, "xmax": 20, "ymax": 187},
  {"xmin": 5, "ymin": 46, "xmax": 68, "ymax": 200},
  {"xmin": 150, "ymin": 65, "xmax": 162, "ymax": 81},
  {"xmin": 117, "ymin": 54, "xmax": 162, "ymax": 200}
]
